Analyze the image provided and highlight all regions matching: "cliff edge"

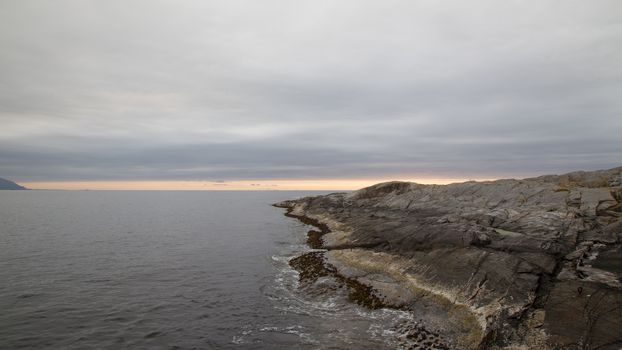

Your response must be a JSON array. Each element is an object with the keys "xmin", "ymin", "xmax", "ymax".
[{"xmin": 276, "ymin": 166, "xmax": 622, "ymax": 349}]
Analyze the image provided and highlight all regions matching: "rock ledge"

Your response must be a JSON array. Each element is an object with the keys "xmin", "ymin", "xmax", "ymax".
[{"xmin": 276, "ymin": 167, "xmax": 622, "ymax": 349}]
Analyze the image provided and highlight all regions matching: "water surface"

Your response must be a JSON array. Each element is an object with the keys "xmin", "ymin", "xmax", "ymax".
[{"xmin": 0, "ymin": 191, "xmax": 411, "ymax": 349}]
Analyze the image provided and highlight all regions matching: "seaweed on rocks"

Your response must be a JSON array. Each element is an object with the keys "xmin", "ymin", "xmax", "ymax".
[
  {"xmin": 288, "ymin": 251, "xmax": 387, "ymax": 309},
  {"xmin": 274, "ymin": 203, "xmax": 330, "ymax": 249}
]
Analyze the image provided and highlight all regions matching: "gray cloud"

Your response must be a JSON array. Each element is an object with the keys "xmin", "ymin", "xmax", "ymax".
[{"xmin": 1, "ymin": 0, "xmax": 621, "ymax": 181}]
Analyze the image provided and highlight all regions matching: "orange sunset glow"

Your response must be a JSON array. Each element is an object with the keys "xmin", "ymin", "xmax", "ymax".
[{"xmin": 20, "ymin": 177, "xmax": 491, "ymax": 191}]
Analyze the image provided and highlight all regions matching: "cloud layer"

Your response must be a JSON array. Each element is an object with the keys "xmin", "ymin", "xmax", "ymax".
[{"xmin": 1, "ymin": 1, "xmax": 621, "ymax": 181}]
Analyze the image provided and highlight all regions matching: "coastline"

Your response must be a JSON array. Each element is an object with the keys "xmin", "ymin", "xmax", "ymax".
[
  {"xmin": 274, "ymin": 202, "xmax": 474, "ymax": 349},
  {"xmin": 274, "ymin": 166, "xmax": 622, "ymax": 350}
]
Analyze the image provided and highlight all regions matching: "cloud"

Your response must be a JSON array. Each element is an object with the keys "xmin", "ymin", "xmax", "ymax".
[{"xmin": 1, "ymin": 0, "xmax": 621, "ymax": 181}]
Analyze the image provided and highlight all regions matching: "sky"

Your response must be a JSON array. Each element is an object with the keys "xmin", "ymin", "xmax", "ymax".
[{"xmin": 1, "ymin": 1, "xmax": 621, "ymax": 189}]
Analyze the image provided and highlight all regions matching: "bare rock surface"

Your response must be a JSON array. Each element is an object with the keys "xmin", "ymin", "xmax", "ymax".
[{"xmin": 276, "ymin": 166, "xmax": 622, "ymax": 349}]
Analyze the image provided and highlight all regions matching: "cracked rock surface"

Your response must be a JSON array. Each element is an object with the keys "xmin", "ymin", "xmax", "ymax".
[{"xmin": 276, "ymin": 166, "xmax": 622, "ymax": 349}]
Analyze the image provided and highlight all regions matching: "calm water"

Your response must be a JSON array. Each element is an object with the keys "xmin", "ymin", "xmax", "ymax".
[{"xmin": 0, "ymin": 191, "xmax": 412, "ymax": 349}]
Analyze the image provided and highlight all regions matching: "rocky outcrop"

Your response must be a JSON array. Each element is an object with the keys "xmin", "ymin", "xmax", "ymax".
[
  {"xmin": 276, "ymin": 166, "xmax": 622, "ymax": 349},
  {"xmin": 0, "ymin": 177, "xmax": 27, "ymax": 190}
]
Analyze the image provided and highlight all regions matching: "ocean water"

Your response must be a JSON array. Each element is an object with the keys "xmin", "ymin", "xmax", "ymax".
[{"xmin": 0, "ymin": 191, "xmax": 412, "ymax": 350}]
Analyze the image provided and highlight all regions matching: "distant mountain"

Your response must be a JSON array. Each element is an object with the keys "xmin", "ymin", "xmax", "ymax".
[{"xmin": 0, "ymin": 177, "xmax": 27, "ymax": 190}]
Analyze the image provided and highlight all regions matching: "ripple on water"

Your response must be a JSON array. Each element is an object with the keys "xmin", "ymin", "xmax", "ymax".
[
  {"xmin": 252, "ymin": 247, "xmax": 419, "ymax": 350},
  {"xmin": 1, "ymin": 191, "xmax": 412, "ymax": 350}
]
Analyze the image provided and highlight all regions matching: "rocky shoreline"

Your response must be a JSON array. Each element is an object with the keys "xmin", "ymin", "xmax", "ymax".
[{"xmin": 276, "ymin": 167, "xmax": 622, "ymax": 349}]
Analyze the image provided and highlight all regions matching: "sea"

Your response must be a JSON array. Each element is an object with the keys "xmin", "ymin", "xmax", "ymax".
[{"xmin": 0, "ymin": 191, "xmax": 413, "ymax": 349}]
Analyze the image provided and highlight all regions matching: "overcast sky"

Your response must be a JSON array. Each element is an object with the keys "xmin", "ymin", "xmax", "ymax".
[{"xmin": 1, "ymin": 0, "xmax": 621, "ymax": 182}]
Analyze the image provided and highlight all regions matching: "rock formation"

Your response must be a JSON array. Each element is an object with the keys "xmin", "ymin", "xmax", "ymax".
[
  {"xmin": 0, "ymin": 177, "xmax": 27, "ymax": 190},
  {"xmin": 276, "ymin": 166, "xmax": 622, "ymax": 349}
]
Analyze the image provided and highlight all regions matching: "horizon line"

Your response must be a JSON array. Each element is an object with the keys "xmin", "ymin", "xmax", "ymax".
[{"xmin": 19, "ymin": 177, "xmax": 497, "ymax": 191}]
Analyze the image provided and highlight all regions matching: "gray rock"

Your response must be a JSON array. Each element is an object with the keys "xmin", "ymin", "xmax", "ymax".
[{"xmin": 277, "ymin": 166, "xmax": 622, "ymax": 349}]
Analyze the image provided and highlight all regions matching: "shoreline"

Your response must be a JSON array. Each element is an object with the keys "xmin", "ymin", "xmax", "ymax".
[
  {"xmin": 274, "ymin": 166, "xmax": 622, "ymax": 349},
  {"xmin": 274, "ymin": 202, "xmax": 465, "ymax": 349},
  {"xmin": 275, "ymin": 203, "xmax": 388, "ymax": 309}
]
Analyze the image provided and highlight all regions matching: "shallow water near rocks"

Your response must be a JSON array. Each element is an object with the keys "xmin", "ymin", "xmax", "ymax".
[{"xmin": 1, "ymin": 191, "xmax": 416, "ymax": 349}]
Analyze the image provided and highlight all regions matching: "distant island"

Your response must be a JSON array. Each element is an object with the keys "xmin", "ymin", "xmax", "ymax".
[
  {"xmin": 276, "ymin": 166, "xmax": 622, "ymax": 349},
  {"xmin": 0, "ymin": 177, "xmax": 27, "ymax": 190}
]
